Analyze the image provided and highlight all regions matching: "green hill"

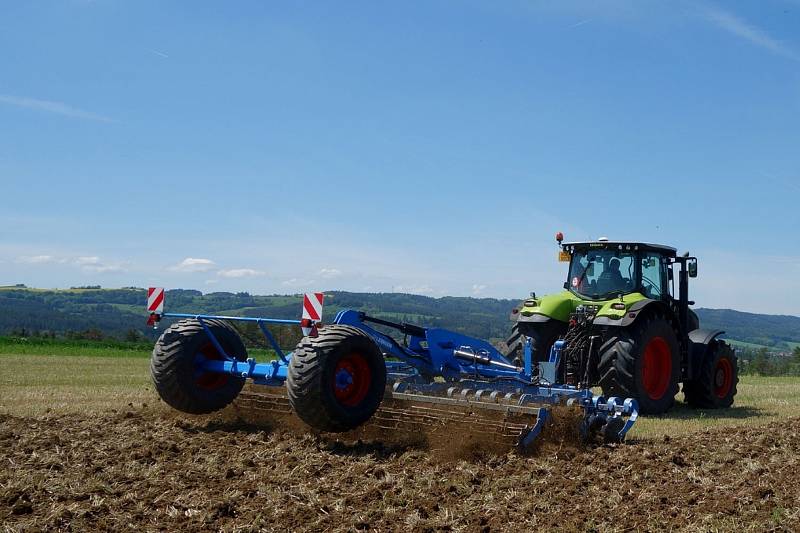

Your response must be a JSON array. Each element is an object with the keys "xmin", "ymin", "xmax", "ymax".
[{"xmin": 0, "ymin": 286, "xmax": 798, "ymax": 350}]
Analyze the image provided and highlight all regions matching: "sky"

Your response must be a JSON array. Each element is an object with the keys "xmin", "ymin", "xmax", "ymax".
[{"xmin": 1, "ymin": 0, "xmax": 799, "ymax": 315}]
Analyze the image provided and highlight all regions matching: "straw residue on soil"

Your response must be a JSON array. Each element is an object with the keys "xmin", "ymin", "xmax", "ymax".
[{"xmin": 1, "ymin": 407, "xmax": 799, "ymax": 532}]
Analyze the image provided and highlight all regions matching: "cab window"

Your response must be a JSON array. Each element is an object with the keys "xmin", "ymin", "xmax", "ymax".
[{"xmin": 641, "ymin": 253, "xmax": 663, "ymax": 299}]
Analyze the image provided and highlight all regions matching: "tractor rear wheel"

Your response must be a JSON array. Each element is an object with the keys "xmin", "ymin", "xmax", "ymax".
[
  {"xmin": 683, "ymin": 341, "xmax": 738, "ymax": 408},
  {"xmin": 287, "ymin": 325, "xmax": 386, "ymax": 433},
  {"xmin": 506, "ymin": 321, "xmax": 565, "ymax": 366},
  {"xmin": 150, "ymin": 319, "xmax": 247, "ymax": 414},
  {"xmin": 597, "ymin": 314, "xmax": 680, "ymax": 414}
]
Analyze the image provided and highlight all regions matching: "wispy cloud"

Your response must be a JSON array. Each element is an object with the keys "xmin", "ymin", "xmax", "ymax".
[
  {"xmin": 16, "ymin": 255, "xmax": 58, "ymax": 264},
  {"xmin": 16, "ymin": 254, "xmax": 124, "ymax": 272},
  {"xmin": 169, "ymin": 257, "xmax": 216, "ymax": 273},
  {"xmin": 218, "ymin": 268, "xmax": 265, "ymax": 278},
  {"xmin": 148, "ymin": 48, "xmax": 169, "ymax": 59},
  {"xmin": 318, "ymin": 268, "xmax": 342, "ymax": 279},
  {"xmin": 281, "ymin": 278, "xmax": 316, "ymax": 288},
  {"xmin": 703, "ymin": 5, "xmax": 799, "ymax": 61},
  {"xmin": 394, "ymin": 284, "xmax": 437, "ymax": 296},
  {"xmin": 569, "ymin": 19, "xmax": 591, "ymax": 29},
  {"xmin": 0, "ymin": 94, "xmax": 114, "ymax": 122},
  {"xmin": 73, "ymin": 256, "xmax": 125, "ymax": 273}
]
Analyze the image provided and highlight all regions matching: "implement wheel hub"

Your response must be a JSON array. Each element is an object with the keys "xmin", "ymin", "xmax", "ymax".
[
  {"xmin": 195, "ymin": 342, "xmax": 230, "ymax": 391},
  {"xmin": 714, "ymin": 358, "xmax": 733, "ymax": 399},
  {"xmin": 641, "ymin": 336, "xmax": 671, "ymax": 400},
  {"xmin": 333, "ymin": 353, "xmax": 372, "ymax": 407}
]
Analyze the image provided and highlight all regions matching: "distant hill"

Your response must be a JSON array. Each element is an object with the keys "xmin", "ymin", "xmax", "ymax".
[
  {"xmin": 0, "ymin": 286, "xmax": 798, "ymax": 350},
  {"xmin": 693, "ymin": 308, "xmax": 800, "ymax": 351}
]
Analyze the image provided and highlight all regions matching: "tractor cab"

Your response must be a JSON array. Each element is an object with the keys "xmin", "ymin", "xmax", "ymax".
[{"xmin": 560, "ymin": 240, "xmax": 679, "ymax": 303}]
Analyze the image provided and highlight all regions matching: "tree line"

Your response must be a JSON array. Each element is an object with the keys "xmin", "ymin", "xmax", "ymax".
[{"xmin": 737, "ymin": 346, "xmax": 800, "ymax": 376}]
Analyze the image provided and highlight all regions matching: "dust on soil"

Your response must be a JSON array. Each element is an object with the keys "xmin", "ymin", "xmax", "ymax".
[{"xmin": 2, "ymin": 402, "xmax": 799, "ymax": 532}]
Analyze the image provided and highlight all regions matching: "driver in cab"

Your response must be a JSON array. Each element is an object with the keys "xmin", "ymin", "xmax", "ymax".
[{"xmin": 597, "ymin": 257, "xmax": 628, "ymax": 294}]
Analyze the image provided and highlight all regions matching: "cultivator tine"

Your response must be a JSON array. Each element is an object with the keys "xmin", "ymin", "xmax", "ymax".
[
  {"xmin": 386, "ymin": 385, "xmax": 556, "ymax": 450},
  {"xmin": 236, "ymin": 390, "xmax": 293, "ymax": 416},
  {"xmin": 372, "ymin": 402, "xmax": 532, "ymax": 436}
]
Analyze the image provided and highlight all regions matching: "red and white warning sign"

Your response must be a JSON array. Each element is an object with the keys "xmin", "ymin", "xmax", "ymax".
[
  {"xmin": 302, "ymin": 292, "xmax": 324, "ymax": 321},
  {"xmin": 147, "ymin": 287, "xmax": 165, "ymax": 314},
  {"xmin": 301, "ymin": 292, "xmax": 324, "ymax": 336}
]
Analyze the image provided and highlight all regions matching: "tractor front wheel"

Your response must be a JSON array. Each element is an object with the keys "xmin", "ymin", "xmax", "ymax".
[
  {"xmin": 506, "ymin": 321, "xmax": 565, "ymax": 367},
  {"xmin": 150, "ymin": 319, "xmax": 248, "ymax": 414},
  {"xmin": 287, "ymin": 325, "xmax": 386, "ymax": 433},
  {"xmin": 683, "ymin": 341, "xmax": 738, "ymax": 408},
  {"xmin": 597, "ymin": 314, "xmax": 680, "ymax": 414}
]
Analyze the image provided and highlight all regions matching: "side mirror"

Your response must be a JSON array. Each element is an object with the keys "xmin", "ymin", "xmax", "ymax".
[
  {"xmin": 563, "ymin": 281, "xmax": 569, "ymax": 289},
  {"xmin": 688, "ymin": 259, "xmax": 698, "ymax": 278}
]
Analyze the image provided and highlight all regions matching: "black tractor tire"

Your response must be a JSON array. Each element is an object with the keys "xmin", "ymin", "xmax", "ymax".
[
  {"xmin": 506, "ymin": 320, "xmax": 566, "ymax": 366},
  {"xmin": 287, "ymin": 325, "xmax": 386, "ymax": 433},
  {"xmin": 597, "ymin": 314, "xmax": 681, "ymax": 415},
  {"xmin": 683, "ymin": 341, "xmax": 738, "ymax": 409},
  {"xmin": 151, "ymin": 319, "xmax": 248, "ymax": 414}
]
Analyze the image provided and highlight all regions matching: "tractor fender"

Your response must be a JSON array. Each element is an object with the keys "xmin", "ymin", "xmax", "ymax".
[
  {"xmin": 687, "ymin": 329, "xmax": 725, "ymax": 381},
  {"xmin": 593, "ymin": 298, "xmax": 665, "ymax": 327},
  {"xmin": 516, "ymin": 313, "xmax": 553, "ymax": 324}
]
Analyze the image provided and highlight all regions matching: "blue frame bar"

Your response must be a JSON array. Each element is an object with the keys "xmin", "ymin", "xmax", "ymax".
[{"xmin": 162, "ymin": 312, "xmax": 301, "ymax": 326}]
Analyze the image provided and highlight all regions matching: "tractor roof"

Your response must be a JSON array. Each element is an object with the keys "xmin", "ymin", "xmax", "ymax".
[{"xmin": 562, "ymin": 240, "xmax": 678, "ymax": 257}]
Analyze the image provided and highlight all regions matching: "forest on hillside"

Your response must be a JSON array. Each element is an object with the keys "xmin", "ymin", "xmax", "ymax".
[{"xmin": 1, "ymin": 287, "xmax": 798, "ymax": 352}]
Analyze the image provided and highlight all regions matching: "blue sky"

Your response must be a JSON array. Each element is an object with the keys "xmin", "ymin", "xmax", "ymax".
[{"xmin": 1, "ymin": 1, "xmax": 798, "ymax": 315}]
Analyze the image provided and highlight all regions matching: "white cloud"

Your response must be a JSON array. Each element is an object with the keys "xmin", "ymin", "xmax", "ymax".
[
  {"xmin": 17, "ymin": 255, "xmax": 57, "ymax": 264},
  {"xmin": 318, "ymin": 268, "xmax": 342, "ymax": 279},
  {"xmin": 281, "ymin": 278, "xmax": 316, "ymax": 288},
  {"xmin": 218, "ymin": 268, "xmax": 265, "ymax": 278},
  {"xmin": 0, "ymin": 94, "xmax": 114, "ymax": 122},
  {"xmin": 394, "ymin": 284, "xmax": 437, "ymax": 296},
  {"xmin": 704, "ymin": 6, "xmax": 799, "ymax": 61},
  {"xmin": 472, "ymin": 284, "xmax": 487, "ymax": 295},
  {"xmin": 73, "ymin": 256, "xmax": 126, "ymax": 273},
  {"xmin": 15, "ymin": 254, "xmax": 124, "ymax": 273},
  {"xmin": 205, "ymin": 279, "xmax": 219, "ymax": 285},
  {"xmin": 82, "ymin": 264, "xmax": 125, "ymax": 273},
  {"xmin": 169, "ymin": 257, "xmax": 216, "ymax": 272}
]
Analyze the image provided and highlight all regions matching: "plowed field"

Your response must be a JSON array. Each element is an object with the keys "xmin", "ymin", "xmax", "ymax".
[{"xmin": 2, "ymin": 401, "xmax": 799, "ymax": 532}]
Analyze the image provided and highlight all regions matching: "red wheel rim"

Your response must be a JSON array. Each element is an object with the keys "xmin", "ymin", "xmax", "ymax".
[
  {"xmin": 333, "ymin": 353, "xmax": 372, "ymax": 407},
  {"xmin": 714, "ymin": 357, "xmax": 733, "ymax": 399},
  {"xmin": 641, "ymin": 336, "xmax": 672, "ymax": 400},
  {"xmin": 195, "ymin": 342, "xmax": 229, "ymax": 391}
]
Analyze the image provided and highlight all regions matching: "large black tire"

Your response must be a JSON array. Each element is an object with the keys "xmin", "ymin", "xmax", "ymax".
[
  {"xmin": 683, "ymin": 341, "xmax": 738, "ymax": 408},
  {"xmin": 150, "ymin": 319, "xmax": 247, "ymax": 414},
  {"xmin": 287, "ymin": 325, "xmax": 386, "ymax": 433},
  {"xmin": 506, "ymin": 320, "xmax": 566, "ymax": 366},
  {"xmin": 597, "ymin": 314, "xmax": 680, "ymax": 415}
]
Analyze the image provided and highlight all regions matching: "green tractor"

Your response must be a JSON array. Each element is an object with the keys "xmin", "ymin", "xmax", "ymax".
[{"xmin": 508, "ymin": 234, "xmax": 738, "ymax": 414}]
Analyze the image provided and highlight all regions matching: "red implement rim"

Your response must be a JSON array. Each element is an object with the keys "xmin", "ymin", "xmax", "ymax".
[
  {"xmin": 641, "ymin": 336, "xmax": 672, "ymax": 400},
  {"xmin": 333, "ymin": 352, "xmax": 372, "ymax": 407},
  {"xmin": 714, "ymin": 357, "xmax": 734, "ymax": 399},
  {"xmin": 195, "ymin": 342, "xmax": 229, "ymax": 391}
]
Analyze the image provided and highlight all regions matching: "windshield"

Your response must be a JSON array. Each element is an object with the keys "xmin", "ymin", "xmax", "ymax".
[{"xmin": 568, "ymin": 250, "xmax": 636, "ymax": 299}]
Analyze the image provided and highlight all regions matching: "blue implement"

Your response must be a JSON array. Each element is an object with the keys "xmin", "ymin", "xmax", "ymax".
[{"xmin": 150, "ymin": 299, "xmax": 639, "ymax": 447}]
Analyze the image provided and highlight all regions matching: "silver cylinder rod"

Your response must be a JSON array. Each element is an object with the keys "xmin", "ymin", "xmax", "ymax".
[{"xmin": 453, "ymin": 347, "xmax": 520, "ymax": 371}]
